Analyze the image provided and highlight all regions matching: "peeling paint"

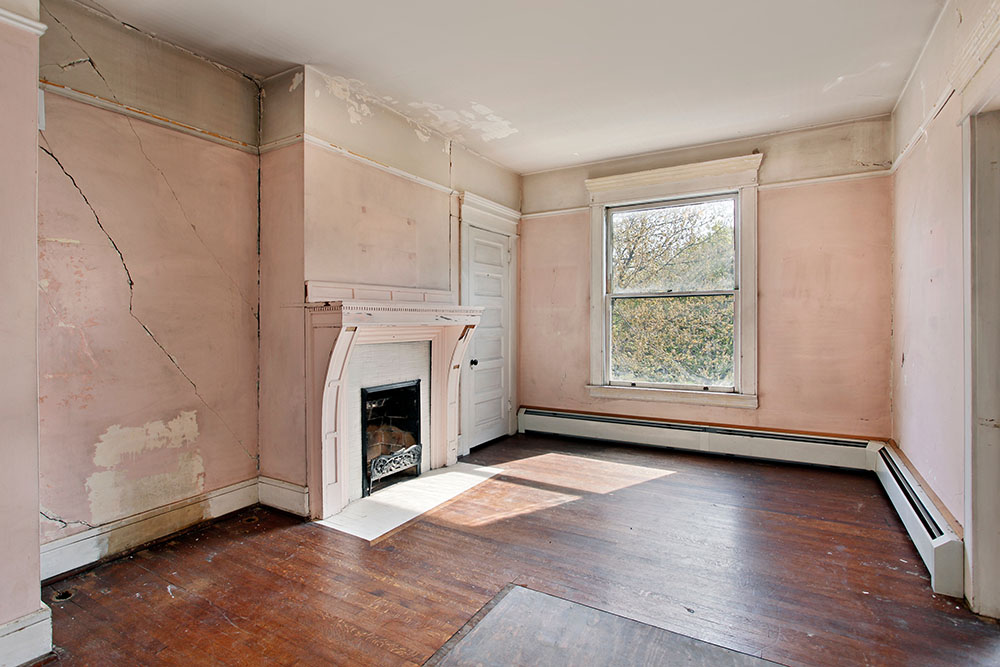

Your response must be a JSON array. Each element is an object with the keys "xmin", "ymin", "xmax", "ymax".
[
  {"xmin": 408, "ymin": 100, "xmax": 518, "ymax": 142},
  {"xmin": 92, "ymin": 410, "xmax": 198, "ymax": 467},
  {"xmin": 289, "ymin": 71, "xmax": 303, "ymax": 92},
  {"xmin": 317, "ymin": 72, "xmax": 375, "ymax": 125},
  {"xmin": 86, "ymin": 411, "xmax": 205, "ymax": 522}
]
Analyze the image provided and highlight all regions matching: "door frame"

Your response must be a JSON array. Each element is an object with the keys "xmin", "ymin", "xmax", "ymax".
[
  {"xmin": 962, "ymin": 111, "xmax": 1000, "ymax": 617},
  {"xmin": 459, "ymin": 192, "xmax": 520, "ymax": 455}
]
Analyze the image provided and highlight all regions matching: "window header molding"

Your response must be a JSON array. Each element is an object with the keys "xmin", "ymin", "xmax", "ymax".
[
  {"xmin": 584, "ymin": 153, "xmax": 764, "ymax": 205},
  {"xmin": 586, "ymin": 153, "xmax": 761, "ymax": 409}
]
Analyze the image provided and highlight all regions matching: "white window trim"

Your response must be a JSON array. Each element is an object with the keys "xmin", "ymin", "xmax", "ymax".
[{"xmin": 585, "ymin": 154, "xmax": 762, "ymax": 409}]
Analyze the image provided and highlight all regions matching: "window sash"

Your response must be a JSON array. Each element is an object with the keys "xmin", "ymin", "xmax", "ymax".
[
  {"xmin": 606, "ymin": 193, "xmax": 738, "ymax": 296},
  {"xmin": 604, "ymin": 193, "xmax": 742, "ymax": 393}
]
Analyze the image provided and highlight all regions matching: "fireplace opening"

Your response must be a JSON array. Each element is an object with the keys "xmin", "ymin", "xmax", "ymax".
[{"xmin": 361, "ymin": 379, "xmax": 422, "ymax": 497}]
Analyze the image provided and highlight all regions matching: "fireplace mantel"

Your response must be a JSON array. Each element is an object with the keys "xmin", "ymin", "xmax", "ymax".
[
  {"xmin": 304, "ymin": 299, "xmax": 482, "ymax": 519},
  {"xmin": 308, "ymin": 300, "xmax": 483, "ymax": 327}
]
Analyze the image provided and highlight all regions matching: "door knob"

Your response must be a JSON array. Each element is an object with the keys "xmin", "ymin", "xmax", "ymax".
[{"xmin": 470, "ymin": 358, "xmax": 479, "ymax": 367}]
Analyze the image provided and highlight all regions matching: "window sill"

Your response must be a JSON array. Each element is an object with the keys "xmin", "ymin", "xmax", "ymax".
[{"xmin": 585, "ymin": 384, "xmax": 758, "ymax": 409}]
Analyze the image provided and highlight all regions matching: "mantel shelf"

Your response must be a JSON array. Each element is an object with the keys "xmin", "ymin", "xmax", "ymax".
[{"xmin": 307, "ymin": 300, "xmax": 483, "ymax": 327}]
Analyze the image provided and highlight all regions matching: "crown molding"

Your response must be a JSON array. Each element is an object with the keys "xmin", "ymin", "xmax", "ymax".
[
  {"xmin": 0, "ymin": 7, "xmax": 46, "ymax": 35},
  {"xmin": 949, "ymin": 0, "xmax": 1000, "ymax": 94}
]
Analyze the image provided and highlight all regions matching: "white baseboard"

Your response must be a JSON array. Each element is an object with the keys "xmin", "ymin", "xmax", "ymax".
[
  {"xmin": 0, "ymin": 606, "xmax": 51, "ymax": 667},
  {"xmin": 874, "ymin": 446, "xmax": 964, "ymax": 597},
  {"xmin": 258, "ymin": 476, "xmax": 310, "ymax": 516},
  {"xmin": 518, "ymin": 408, "xmax": 879, "ymax": 469},
  {"xmin": 40, "ymin": 478, "xmax": 258, "ymax": 581}
]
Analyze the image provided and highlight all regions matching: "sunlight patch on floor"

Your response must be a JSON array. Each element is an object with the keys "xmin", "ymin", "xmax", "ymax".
[
  {"xmin": 439, "ymin": 477, "xmax": 582, "ymax": 527},
  {"xmin": 437, "ymin": 452, "xmax": 676, "ymax": 527},
  {"xmin": 498, "ymin": 452, "xmax": 676, "ymax": 494}
]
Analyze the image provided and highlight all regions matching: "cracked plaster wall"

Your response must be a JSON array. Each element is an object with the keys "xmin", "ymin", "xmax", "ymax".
[
  {"xmin": 37, "ymin": 92, "xmax": 260, "ymax": 544},
  {"xmin": 39, "ymin": 0, "xmax": 258, "ymax": 148}
]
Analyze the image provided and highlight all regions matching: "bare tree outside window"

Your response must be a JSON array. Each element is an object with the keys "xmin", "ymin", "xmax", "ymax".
[{"xmin": 608, "ymin": 196, "xmax": 737, "ymax": 388}]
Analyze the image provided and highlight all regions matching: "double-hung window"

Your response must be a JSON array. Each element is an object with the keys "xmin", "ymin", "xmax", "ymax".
[{"xmin": 585, "ymin": 155, "xmax": 761, "ymax": 408}]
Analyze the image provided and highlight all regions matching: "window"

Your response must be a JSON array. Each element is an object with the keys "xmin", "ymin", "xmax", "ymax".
[
  {"xmin": 585, "ymin": 154, "xmax": 761, "ymax": 408},
  {"xmin": 608, "ymin": 194, "xmax": 738, "ymax": 390}
]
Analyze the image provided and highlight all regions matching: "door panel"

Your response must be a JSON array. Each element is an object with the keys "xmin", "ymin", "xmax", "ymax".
[{"xmin": 461, "ymin": 225, "xmax": 511, "ymax": 451}]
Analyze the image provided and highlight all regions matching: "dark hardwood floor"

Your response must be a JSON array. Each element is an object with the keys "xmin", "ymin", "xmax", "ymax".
[{"xmin": 43, "ymin": 433, "xmax": 1000, "ymax": 666}]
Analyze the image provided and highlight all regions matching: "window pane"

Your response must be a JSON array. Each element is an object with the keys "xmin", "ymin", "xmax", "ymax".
[
  {"xmin": 610, "ymin": 198, "xmax": 735, "ymax": 293},
  {"xmin": 610, "ymin": 295, "xmax": 734, "ymax": 387}
]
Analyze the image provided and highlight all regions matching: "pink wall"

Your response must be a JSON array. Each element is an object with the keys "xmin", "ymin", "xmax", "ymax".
[
  {"xmin": 259, "ymin": 143, "xmax": 306, "ymax": 485},
  {"xmin": 891, "ymin": 95, "xmax": 966, "ymax": 525},
  {"xmin": 37, "ymin": 94, "xmax": 259, "ymax": 542},
  {"xmin": 258, "ymin": 142, "xmax": 455, "ymax": 488},
  {"xmin": 519, "ymin": 176, "xmax": 893, "ymax": 438},
  {"xmin": 0, "ymin": 19, "xmax": 43, "ymax": 627},
  {"xmin": 303, "ymin": 145, "xmax": 452, "ymax": 289}
]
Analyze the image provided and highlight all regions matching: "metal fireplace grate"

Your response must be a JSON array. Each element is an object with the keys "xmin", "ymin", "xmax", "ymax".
[{"xmin": 361, "ymin": 379, "xmax": 422, "ymax": 496}]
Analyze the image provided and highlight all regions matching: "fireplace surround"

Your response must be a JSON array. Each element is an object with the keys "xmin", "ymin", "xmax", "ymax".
[{"xmin": 305, "ymin": 299, "xmax": 482, "ymax": 519}]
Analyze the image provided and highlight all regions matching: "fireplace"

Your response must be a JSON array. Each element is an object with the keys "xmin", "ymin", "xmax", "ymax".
[
  {"xmin": 361, "ymin": 380, "xmax": 422, "ymax": 496},
  {"xmin": 307, "ymin": 299, "xmax": 482, "ymax": 518}
]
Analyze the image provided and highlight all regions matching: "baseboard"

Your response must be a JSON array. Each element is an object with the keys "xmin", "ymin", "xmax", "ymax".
[
  {"xmin": 40, "ymin": 478, "xmax": 258, "ymax": 582},
  {"xmin": 258, "ymin": 476, "xmax": 310, "ymax": 516},
  {"xmin": 517, "ymin": 408, "xmax": 880, "ymax": 469},
  {"xmin": 874, "ymin": 445, "xmax": 964, "ymax": 597},
  {"xmin": 0, "ymin": 606, "xmax": 51, "ymax": 667}
]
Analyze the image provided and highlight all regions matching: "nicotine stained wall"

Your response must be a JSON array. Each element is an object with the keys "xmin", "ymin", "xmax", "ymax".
[{"xmin": 36, "ymin": 2, "xmax": 260, "ymax": 546}]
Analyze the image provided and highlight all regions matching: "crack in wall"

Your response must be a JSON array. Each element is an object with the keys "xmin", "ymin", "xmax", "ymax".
[
  {"xmin": 124, "ymin": 117, "xmax": 259, "ymax": 321},
  {"xmin": 39, "ymin": 142, "xmax": 258, "ymax": 464},
  {"xmin": 43, "ymin": 1, "xmax": 258, "ymax": 320},
  {"xmin": 43, "ymin": 3, "xmax": 120, "ymax": 104},
  {"xmin": 56, "ymin": 57, "xmax": 93, "ymax": 71},
  {"xmin": 40, "ymin": 509, "xmax": 95, "ymax": 530}
]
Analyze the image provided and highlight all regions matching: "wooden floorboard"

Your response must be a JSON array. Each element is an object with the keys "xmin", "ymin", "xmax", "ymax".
[{"xmin": 44, "ymin": 433, "xmax": 1000, "ymax": 666}]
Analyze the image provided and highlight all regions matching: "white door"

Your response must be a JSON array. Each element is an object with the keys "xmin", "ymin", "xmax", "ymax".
[{"xmin": 461, "ymin": 225, "xmax": 512, "ymax": 452}]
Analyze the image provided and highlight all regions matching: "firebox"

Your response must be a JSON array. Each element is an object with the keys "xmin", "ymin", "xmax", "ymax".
[{"xmin": 360, "ymin": 379, "xmax": 422, "ymax": 496}]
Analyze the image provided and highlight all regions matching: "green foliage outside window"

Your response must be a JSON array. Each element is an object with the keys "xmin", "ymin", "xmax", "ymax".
[{"xmin": 609, "ymin": 198, "xmax": 736, "ymax": 387}]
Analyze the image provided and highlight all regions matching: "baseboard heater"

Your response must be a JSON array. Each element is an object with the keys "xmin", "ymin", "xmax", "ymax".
[
  {"xmin": 518, "ymin": 408, "xmax": 964, "ymax": 596},
  {"xmin": 518, "ymin": 408, "xmax": 877, "ymax": 469},
  {"xmin": 874, "ymin": 446, "xmax": 964, "ymax": 597}
]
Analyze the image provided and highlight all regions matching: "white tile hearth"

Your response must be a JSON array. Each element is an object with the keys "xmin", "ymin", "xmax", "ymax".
[{"xmin": 315, "ymin": 462, "xmax": 501, "ymax": 541}]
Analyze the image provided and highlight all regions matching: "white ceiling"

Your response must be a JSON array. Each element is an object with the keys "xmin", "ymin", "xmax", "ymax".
[{"xmin": 82, "ymin": 0, "xmax": 944, "ymax": 173}]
